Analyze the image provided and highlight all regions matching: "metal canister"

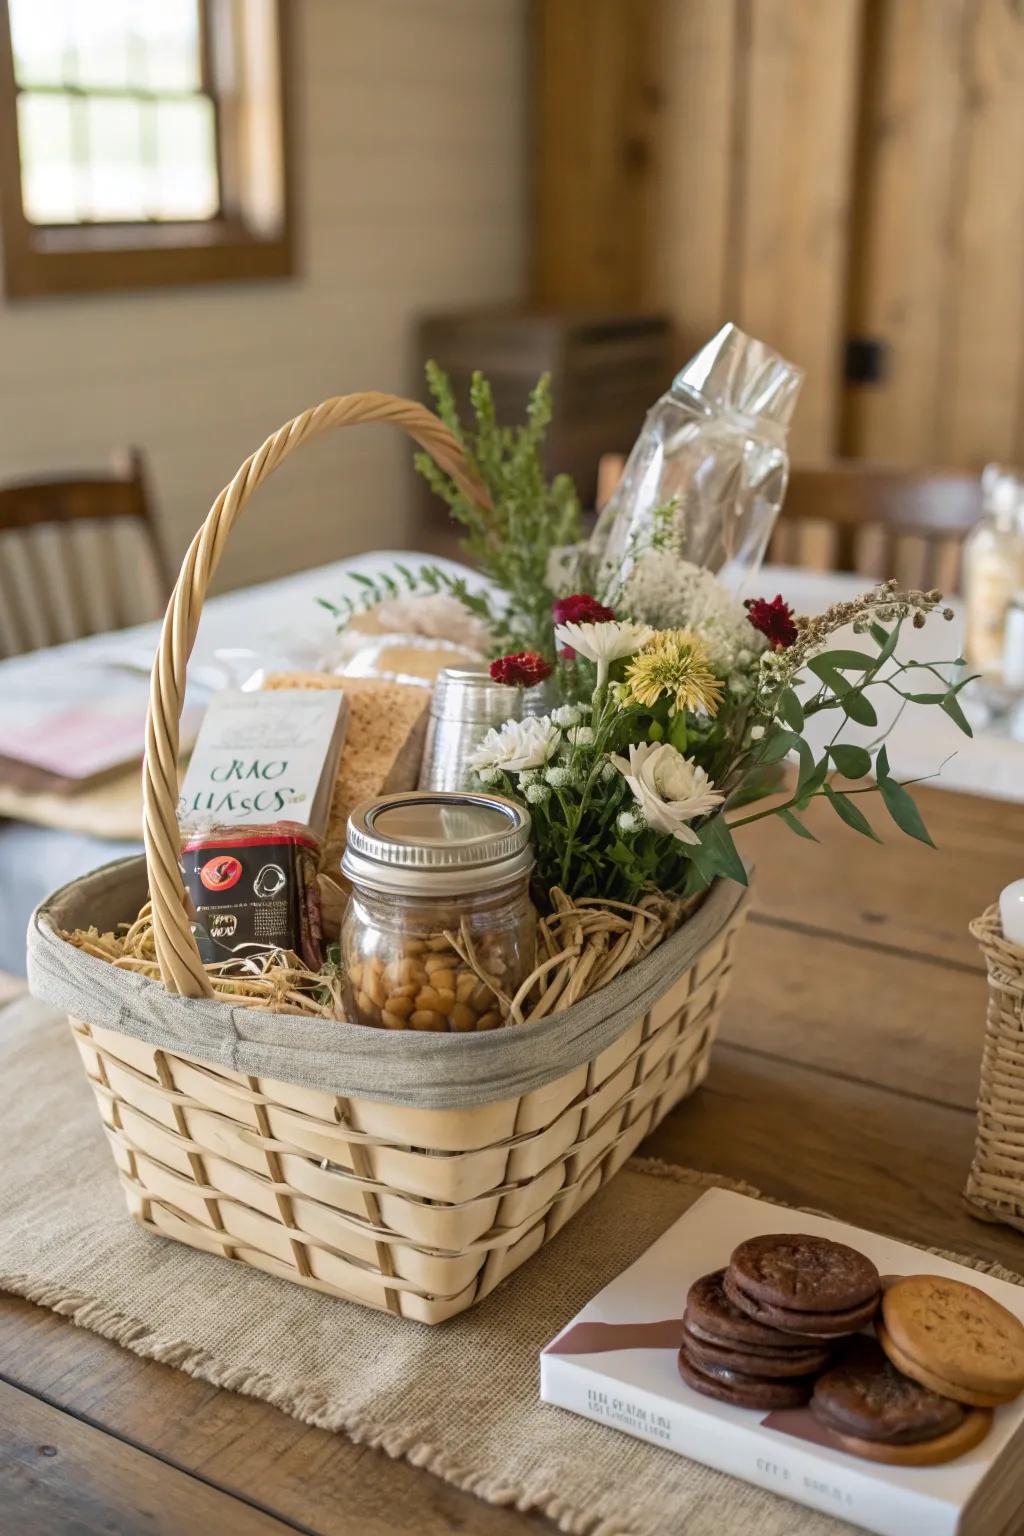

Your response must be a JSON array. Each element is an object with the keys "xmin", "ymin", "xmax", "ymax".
[{"xmin": 417, "ymin": 667, "xmax": 552, "ymax": 791}]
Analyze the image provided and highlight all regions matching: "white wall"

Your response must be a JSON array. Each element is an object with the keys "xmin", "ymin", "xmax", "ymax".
[{"xmin": 0, "ymin": 0, "xmax": 529, "ymax": 595}]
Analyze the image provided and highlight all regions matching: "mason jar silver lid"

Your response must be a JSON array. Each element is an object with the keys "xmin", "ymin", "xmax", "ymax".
[{"xmin": 342, "ymin": 790, "xmax": 534, "ymax": 894}]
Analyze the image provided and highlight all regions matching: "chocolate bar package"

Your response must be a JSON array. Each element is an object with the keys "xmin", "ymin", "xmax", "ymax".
[{"xmin": 181, "ymin": 822, "xmax": 324, "ymax": 971}]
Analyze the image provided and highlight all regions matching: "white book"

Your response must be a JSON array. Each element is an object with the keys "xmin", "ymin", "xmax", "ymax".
[
  {"xmin": 177, "ymin": 688, "xmax": 348, "ymax": 840},
  {"xmin": 540, "ymin": 1189, "xmax": 1024, "ymax": 1536}
]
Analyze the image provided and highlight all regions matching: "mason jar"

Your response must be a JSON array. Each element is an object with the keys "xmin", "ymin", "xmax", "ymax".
[{"xmin": 340, "ymin": 791, "xmax": 535, "ymax": 1031}]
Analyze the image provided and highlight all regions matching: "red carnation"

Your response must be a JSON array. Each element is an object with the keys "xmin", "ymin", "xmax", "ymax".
[
  {"xmin": 745, "ymin": 594, "xmax": 798, "ymax": 650},
  {"xmin": 489, "ymin": 651, "xmax": 553, "ymax": 687},
  {"xmin": 552, "ymin": 593, "xmax": 616, "ymax": 626},
  {"xmin": 553, "ymin": 593, "xmax": 615, "ymax": 658}
]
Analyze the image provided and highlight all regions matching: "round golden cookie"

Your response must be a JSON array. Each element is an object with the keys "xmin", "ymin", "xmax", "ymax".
[
  {"xmin": 816, "ymin": 1407, "xmax": 992, "ymax": 1467},
  {"xmin": 880, "ymin": 1275, "xmax": 1024, "ymax": 1404},
  {"xmin": 877, "ymin": 1324, "xmax": 1015, "ymax": 1408}
]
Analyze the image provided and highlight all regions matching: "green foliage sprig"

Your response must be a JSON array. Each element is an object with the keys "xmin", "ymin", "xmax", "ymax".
[
  {"xmin": 723, "ymin": 584, "xmax": 970, "ymax": 848},
  {"xmin": 316, "ymin": 560, "xmax": 494, "ymax": 638},
  {"xmin": 413, "ymin": 364, "xmax": 582, "ymax": 658}
]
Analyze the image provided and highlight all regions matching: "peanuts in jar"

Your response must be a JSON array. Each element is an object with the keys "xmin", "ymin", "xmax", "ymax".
[{"xmin": 340, "ymin": 792, "xmax": 535, "ymax": 1031}]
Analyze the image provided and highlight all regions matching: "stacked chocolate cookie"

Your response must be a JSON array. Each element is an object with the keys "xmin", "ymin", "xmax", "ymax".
[
  {"xmin": 811, "ymin": 1337, "xmax": 994, "ymax": 1467},
  {"xmin": 679, "ymin": 1269, "xmax": 833, "ymax": 1409},
  {"xmin": 680, "ymin": 1234, "xmax": 881, "ymax": 1410},
  {"xmin": 725, "ymin": 1233, "xmax": 881, "ymax": 1338},
  {"xmin": 679, "ymin": 1232, "xmax": 1024, "ymax": 1468}
]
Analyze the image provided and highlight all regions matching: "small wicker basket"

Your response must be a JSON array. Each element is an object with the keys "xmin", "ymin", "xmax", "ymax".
[
  {"xmin": 38, "ymin": 392, "xmax": 750, "ymax": 1322},
  {"xmin": 965, "ymin": 905, "xmax": 1024, "ymax": 1234}
]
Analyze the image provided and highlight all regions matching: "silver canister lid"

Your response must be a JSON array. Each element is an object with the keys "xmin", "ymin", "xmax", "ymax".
[{"xmin": 342, "ymin": 790, "xmax": 534, "ymax": 894}]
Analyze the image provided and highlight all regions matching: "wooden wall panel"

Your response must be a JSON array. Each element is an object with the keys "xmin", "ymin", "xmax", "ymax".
[
  {"xmin": 538, "ymin": 0, "xmax": 864, "ymax": 460},
  {"xmin": 844, "ymin": 0, "xmax": 973, "ymax": 464},
  {"xmin": 646, "ymin": 0, "xmax": 864, "ymax": 460},
  {"xmin": 533, "ymin": 0, "xmax": 657, "ymax": 307},
  {"xmin": 843, "ymin": 0, "xmax": 1024, "ymax": 469},
  {"xmin": 729, "ymin": 0, "xmax": 864, "ymax": 460},
  {"xmin": 938, "ymin": 0, "xmax": 1024, "ymax": 465},
  {"xmin": 534, "ymin": 0, "xmax": 1024, "ymax": 469},
  {"xmin": 644, "ymin": 0, "xmax": 738, "ymax": 353}
]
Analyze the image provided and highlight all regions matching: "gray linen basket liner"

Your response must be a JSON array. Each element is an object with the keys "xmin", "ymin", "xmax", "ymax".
[{"xmin": 28, "ymin": 854, "xmax": 748, "ymax": 1110}]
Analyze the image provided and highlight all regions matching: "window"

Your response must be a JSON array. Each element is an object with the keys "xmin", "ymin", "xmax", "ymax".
[{"xmin": 0, "ymin": 0, "xmax": 291, "ymax": 298}]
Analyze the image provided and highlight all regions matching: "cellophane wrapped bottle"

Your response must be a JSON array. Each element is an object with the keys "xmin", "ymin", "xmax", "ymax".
[{"xmin": 586, "ymin": 323, "xmax": 804, "ymax": 596}]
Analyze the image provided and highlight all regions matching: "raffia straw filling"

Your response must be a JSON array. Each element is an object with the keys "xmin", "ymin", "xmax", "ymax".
[{"xmin": 61, "ymin": 886, "xmax": 691, "ymax": 1029}]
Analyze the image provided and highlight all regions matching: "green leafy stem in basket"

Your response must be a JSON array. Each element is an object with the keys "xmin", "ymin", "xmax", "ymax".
[{"xmin": 318, "ymin": 365, "xmax": 582, "ymax": 660}]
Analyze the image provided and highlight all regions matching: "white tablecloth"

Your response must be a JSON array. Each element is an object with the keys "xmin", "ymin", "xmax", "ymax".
[
  {"xmin": 0, "ymin": 557, "xmax": 1016, "ymax": 975},
  {"xmin": 762, "ymin": 568, "xmax": 1022, "ymax": 798},
  {"xmin": 0, "ymin": 551, "xmax": 475, "ymax": 974}
]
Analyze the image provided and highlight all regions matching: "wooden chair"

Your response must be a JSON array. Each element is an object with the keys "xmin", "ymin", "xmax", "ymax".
[
  {"xmin": 595, "ymin": 453, "xmax": 983, "ymax": 593},
  {"xmin": 770, "ymin": 463, "xmax": 982, "ymax": 593},
  {"xmin": 0, "ymin": 449, "xmax": 170, "ymax": 658}
]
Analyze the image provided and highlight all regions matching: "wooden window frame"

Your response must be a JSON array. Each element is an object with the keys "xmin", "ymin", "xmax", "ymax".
[{"xmin": 0, "ymin": 0, "xmax": 294, "ymax": 299}]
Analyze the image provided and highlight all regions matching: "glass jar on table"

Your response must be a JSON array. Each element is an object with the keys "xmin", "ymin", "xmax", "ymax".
[{"xmin": 963, "ymin": 464, "xmax": 1024, "ymax": 678}]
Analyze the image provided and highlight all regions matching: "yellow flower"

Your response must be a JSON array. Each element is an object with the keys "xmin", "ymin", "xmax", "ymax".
[{"xmin": 624, "ymin": 629, "xmax": 725, "ymax": 717}]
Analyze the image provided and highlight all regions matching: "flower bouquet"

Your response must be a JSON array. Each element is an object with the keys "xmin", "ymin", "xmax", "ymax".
[{"xmin": 338, "ymin": 366, "xmax": 968, "ymax": 922}]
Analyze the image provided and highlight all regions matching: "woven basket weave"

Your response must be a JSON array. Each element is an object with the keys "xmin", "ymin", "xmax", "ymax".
[
  {"xmin": 55, "ymin": 391, "xmax": 750, "ymax": 1321},
  {"xmin": 965, "ymin": 905, "xmax": 1024, "ymax": 1235}
]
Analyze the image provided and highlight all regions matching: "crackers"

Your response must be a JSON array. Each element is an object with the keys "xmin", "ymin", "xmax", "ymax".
[{"xmin": 262, "ymin": 672, "xmax": 430, "ymax": 931}]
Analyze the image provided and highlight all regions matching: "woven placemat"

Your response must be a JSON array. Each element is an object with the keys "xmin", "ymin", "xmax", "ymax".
[{"xmin": 3, "ymin": 999, "xmax": 1022, "ymax": 1536}]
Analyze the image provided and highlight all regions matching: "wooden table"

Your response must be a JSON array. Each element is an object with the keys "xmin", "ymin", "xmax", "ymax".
[{"xmin": 4, "ymin": 783, "xmax": 1024, "ymax": 1534}]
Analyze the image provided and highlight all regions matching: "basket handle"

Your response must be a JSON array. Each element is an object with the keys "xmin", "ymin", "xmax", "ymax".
[{"xmin": 143, "ymin": 391, "xmax": 488, "ymax": 998}]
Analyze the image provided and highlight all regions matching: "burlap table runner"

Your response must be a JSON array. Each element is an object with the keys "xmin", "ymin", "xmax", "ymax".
[{"xmin": 3, "ymin": 999, "xmax": 1022, "ymax": 1536}]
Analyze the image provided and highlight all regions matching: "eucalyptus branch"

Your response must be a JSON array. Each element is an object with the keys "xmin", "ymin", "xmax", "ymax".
[
  {"xmin": 726, "ymin": 768, "xmax": 946, "ymax": 832},
  {"xmin": 722, "ymin": 585, "xmax": 968, "ymax": 852}
]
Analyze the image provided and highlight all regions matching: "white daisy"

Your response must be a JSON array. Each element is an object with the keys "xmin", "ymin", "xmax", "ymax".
[
  {"xmin": 555, "ymin": 619, "xmax": 653, "ymax": 691},
  {"xmin": 468, "ymin": 716, "xmax": 561, "ymax": 774}
]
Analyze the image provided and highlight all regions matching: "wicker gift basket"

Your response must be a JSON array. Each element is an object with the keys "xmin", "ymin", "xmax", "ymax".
[
  {"xmin": 965, "ymin": 906, "xmax": 1024, "ymax": 1234},
  {"xmin": 28, "ymin": 393, "xmax": 750, "ymax": 1323}
]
